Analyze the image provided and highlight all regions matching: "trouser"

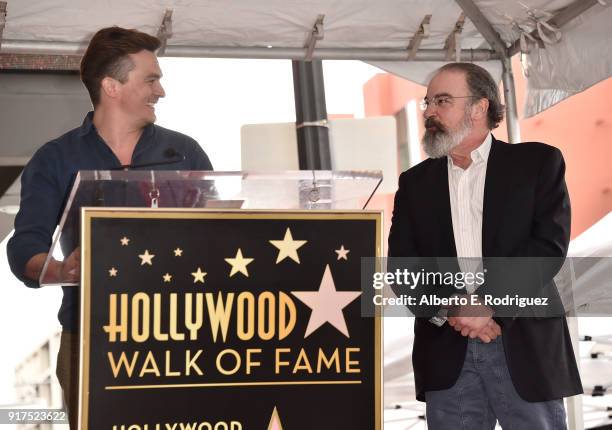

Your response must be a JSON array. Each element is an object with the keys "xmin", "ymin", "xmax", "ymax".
[
  {"xmin": 425, "ymin": 336, "xmax": 567, "ymax": 429},
  {"xmin": 56, "ymin": 330, "xmax": 79, "ymax": 430}
]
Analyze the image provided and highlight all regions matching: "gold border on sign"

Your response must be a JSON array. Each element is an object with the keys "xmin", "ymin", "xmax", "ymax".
[
  {"xmin": 80, "ymin": 208, "xmax": 92, "ymax": 430},
  {"xmin": 79, "ymin": 208, "xmax": 383, "ymax": 430}
]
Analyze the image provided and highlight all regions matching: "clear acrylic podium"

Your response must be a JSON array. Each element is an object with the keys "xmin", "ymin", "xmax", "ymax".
[{"xmin": 40, "ymin": 170, "xmax": 383, "ymax": 286}]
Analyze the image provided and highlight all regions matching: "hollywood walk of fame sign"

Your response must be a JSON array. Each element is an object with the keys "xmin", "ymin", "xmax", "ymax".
[{"xmin": 80, "ymin": 208, "xmax": 382, "ymax": 430}]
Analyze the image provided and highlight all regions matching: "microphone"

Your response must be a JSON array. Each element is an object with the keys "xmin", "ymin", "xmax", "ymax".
[
  {"xmin": 100, "ymin": 148, "xmax": 187, "ymax": 208},
  {"xmin": 163, "ymin": 147, "xmax": 185, "ymax": 162},
  {"xmin": 114, "ymin": 148, "xmax": 185, "ymax": 170}
]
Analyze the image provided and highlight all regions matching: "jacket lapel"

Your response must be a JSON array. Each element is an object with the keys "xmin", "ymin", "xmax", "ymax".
[
  {"xmin": 433, "ymin": 158, "xmax": 457, "ymax": 257},
  {"xmin": 482, "ymin": 137, "xmax": 511, "ymax": 256}
]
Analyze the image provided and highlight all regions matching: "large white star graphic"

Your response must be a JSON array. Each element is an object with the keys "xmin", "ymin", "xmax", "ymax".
[{"xmin": 291, "ymin": 264, "xmax": 361, "ymax": 338}]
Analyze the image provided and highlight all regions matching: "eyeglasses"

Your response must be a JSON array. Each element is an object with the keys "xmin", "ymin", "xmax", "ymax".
[{"xmin": 419, "ymin": 95, "xmax": 479, "ymax": 111}]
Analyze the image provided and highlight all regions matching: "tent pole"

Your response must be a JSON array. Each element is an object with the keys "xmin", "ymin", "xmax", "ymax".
[
  {"xmin": 0, "ymin": 40, "xmax": 499, "ymax": 61},
  {"xmin": 292, "ymin": 60, "xmax": 331, "ymax": 170},
  {"xmin": 454, "ymin": 0, "xmax": 521, "ymax": 143},
  {"xmin": 566, "ymin": 315, "xmax": 585, "ymax": 430},
  {"xmin": 0, "ymin": 2, "xmax": 6, "ymax": 49},
  {"xmin": 501, "ymin": 56, "xmax": 521, "ymax": 144}
]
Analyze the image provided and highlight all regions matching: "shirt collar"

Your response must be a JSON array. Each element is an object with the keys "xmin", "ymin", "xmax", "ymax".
[
  {"xmin": 77, "ymin": 111, "xmax": 156, "ymax": 141},
  {"xmin": 473, "ymin": 132, "xmax": 492, "ymax": 164},
  {"xmin": 77, "ymin": 111, "xmax": 96, "ymax": 137},
  {"xmin": 448, "ymin": 132, "xmax": 492, "ymax": 170}
]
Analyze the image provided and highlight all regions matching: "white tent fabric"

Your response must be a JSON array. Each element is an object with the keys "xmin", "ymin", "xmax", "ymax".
[
  {"xmin": 568, "ymin": 212, "xmax": 612, "ymax": 258},
  {"xmin": 522, "ymin": 4, "xmax": 612, "ymax": 117},
  {"xmin": 5, "ymin": 0, "xmax": 484, "ymax": 49},
  {"xmin": 369, "ymin": 60, "xmax": 503, "ymax": 89},
  {"xmin": 560, "ymin": 212, "xmax": 612, "ymax": 313},
  {"xmin": 369, "ymin": 0, "xmax": 612, "ymax": 115},
  {"xmin": 2, "ymin": 0, "xmax": 611, "ymax": 116}
]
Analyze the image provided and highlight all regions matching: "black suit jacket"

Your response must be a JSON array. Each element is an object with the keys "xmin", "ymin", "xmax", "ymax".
[{"xmin": 388, "ymin": 136, "xmax": 583, "ymax": 402}]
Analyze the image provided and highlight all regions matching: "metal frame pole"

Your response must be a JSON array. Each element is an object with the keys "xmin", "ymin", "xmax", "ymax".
[
  {"xmin": 0, "ymin": 40, "xmax": 499, "ymax": 61},
  {"xmin": 566, "ymin": 315, "xmax": 585, "ymax": 430},
  {"xmin": 292, "ymin": 59, "xmax": 331, "ymax": 170},
  {"xmin": 455, "ymin": 0, "xmax": 522, "ymax": 144},
  {"xmin": 501, "ymin": 56, "xmax": 521, "ymax": 143}
]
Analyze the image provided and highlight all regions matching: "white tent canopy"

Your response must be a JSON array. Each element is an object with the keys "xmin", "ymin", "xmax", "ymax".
[{"xmin": 2, "ymin": 0, "xmax": 611, "ymax": 117}]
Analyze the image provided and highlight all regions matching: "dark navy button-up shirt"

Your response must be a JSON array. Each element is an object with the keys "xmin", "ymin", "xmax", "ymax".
[{"xmin": 7, "ymin": 112, "xmax": 213, "ymax": 331}]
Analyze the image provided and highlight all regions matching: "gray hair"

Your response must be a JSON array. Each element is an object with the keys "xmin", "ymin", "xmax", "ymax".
[{"xmin": 437, "ymin": 62, "xmax": 505, "ymax": 129}]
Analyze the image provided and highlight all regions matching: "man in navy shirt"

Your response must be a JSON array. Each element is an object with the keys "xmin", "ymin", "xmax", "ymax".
[{"xmin": 7, "ymin": 26, "xmax": 212, "ymax": 427}]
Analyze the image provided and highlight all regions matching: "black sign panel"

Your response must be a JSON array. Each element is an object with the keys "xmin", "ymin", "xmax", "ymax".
[{"xmin": 80, "ymin": 209, "xmax": 381, "ymax": 430}]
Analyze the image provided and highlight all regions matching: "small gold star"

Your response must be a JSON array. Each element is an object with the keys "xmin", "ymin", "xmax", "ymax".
[
  {"xmin": 269, "ymin": 228, "xmax": 307, "ymax": 264},
  {"xmin": 109, "ymin": 267, "xmax": 118, "ymax": 277},
  {"xmin": 120, "ymin": 237, "xmax": 130, "ymax": 246},
  {"xmin": 191, "ymin": 267, "xmax": 207, "ymax": 283},
  {"xmin": 224, "ymin": 248, "xmax": 254, "ymax": 277},
  {"xmin": 335, "ymin": 245, "xmax": 350, "ymax": 261},
  {"xmin": 138, "ymin": 250, "xmax": 155, "ymax": 266},
  {"xmin": 163, "ymin": 273, "xmax": 172, "ymax": 283},
  {"xmin": 173, "ymin": 248, "xmax": 183, "ymax": 257}
]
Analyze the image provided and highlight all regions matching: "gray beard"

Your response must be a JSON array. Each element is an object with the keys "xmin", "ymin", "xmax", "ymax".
[{"xmin": 422, "ymin": 117, "xmax": 472, "ymax": 159}]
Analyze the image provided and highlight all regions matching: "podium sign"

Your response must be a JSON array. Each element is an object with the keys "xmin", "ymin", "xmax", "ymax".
[{"xmin": 80, "ymin": 208, "xmax": 382, "ymax": 430}]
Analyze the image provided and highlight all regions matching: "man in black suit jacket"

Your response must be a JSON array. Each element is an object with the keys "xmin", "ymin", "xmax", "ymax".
[{"xmin": 388, "ymin": 63, "xmax": 582, "ymax": 429}]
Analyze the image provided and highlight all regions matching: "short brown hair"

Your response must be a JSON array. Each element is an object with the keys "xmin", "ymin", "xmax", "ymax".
[
  {"xmin": 80, "ymin": 27, "xmax": 161, "ymax": 106},
  {"xmin": 437, "ymin": 62, "xmax": 505, "ymax": 129}
]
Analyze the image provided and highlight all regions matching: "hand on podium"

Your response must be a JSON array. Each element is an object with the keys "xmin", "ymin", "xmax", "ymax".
[
  {"xmin": 60, "ymin": 247, "xmax": 81, "ymax": 283},
  {"xmin": 25, "ymin": 247, "xmax": 80, "ymax": 285}
]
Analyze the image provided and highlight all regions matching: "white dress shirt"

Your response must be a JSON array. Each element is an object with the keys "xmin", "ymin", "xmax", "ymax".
[{"xmin": 447, "ymin": 133, "xmax": 492, "ymax": 293}]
